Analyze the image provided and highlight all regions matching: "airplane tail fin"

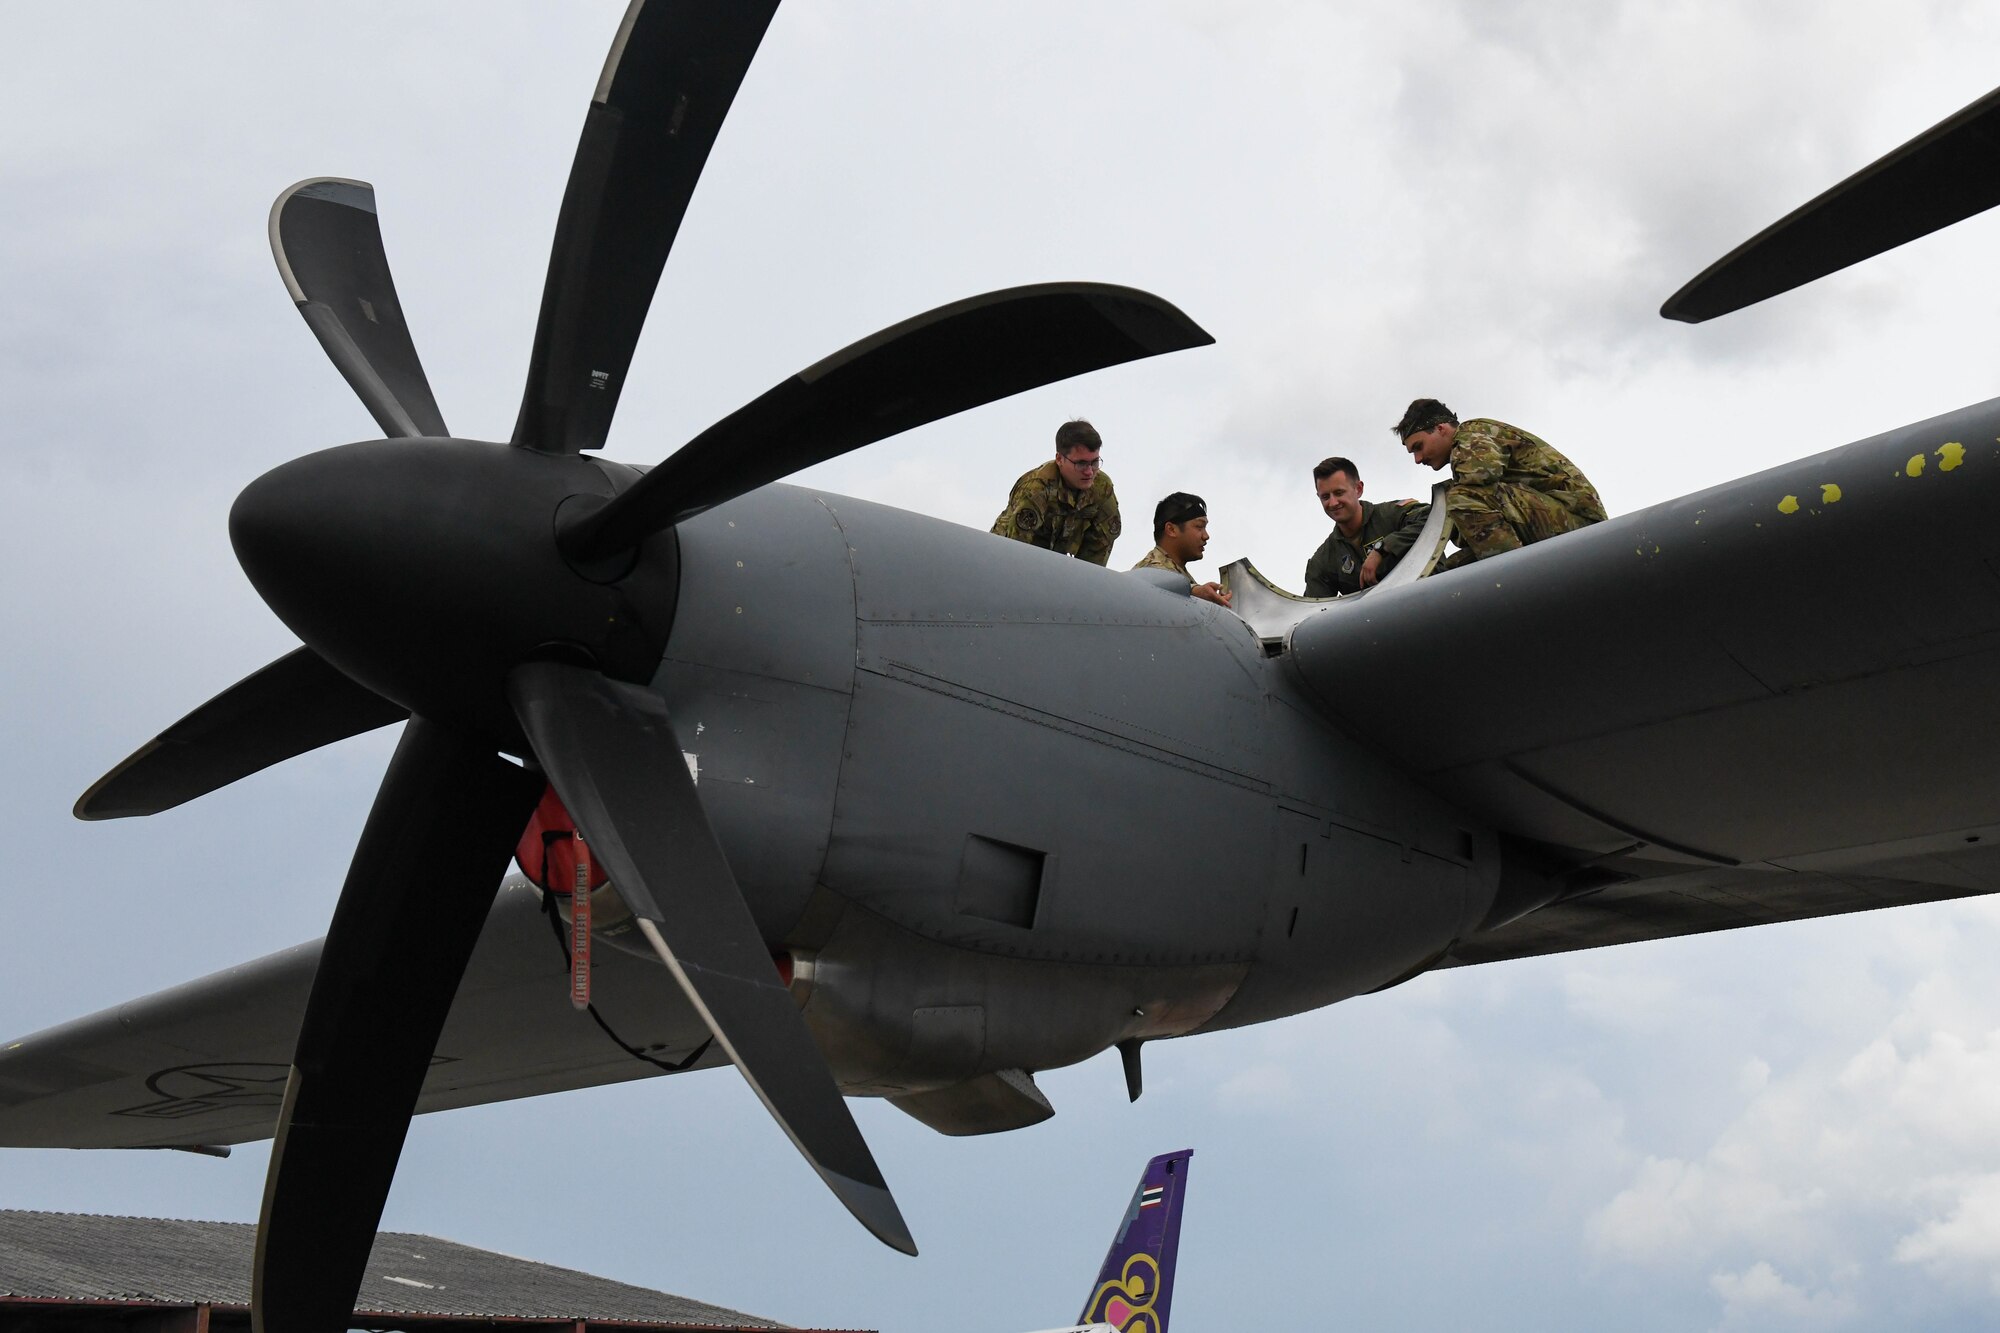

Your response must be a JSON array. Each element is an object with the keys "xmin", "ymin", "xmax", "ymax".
[{"xmin": 1076, "ymin": 1149, "xmax": 1193, "ymax": 1333}]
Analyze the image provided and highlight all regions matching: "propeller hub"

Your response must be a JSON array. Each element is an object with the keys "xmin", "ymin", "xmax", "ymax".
[{"xmin": 230, "ymin": 438, "xmax": 677, "ymax": 740}]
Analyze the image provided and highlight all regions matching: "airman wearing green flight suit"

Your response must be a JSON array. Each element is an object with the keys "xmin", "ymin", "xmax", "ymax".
[{"xmin": 1303, "ymin": 456, "xmax": 1431, "ymax": 597}]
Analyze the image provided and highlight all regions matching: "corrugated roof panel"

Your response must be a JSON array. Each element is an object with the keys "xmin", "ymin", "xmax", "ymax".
[{"xmin": 0, "ymin": 1211, "xmax": 806, "ymax": 1329}]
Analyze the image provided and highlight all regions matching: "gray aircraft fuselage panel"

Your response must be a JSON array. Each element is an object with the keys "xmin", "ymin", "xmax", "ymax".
[
  {"xmin": 647, "ymin": 484, "xmax": 860, "ymax": 944},
  {"xmin": 646, "ymin": 484, "xmax": 1495, "ymax": 1088}
]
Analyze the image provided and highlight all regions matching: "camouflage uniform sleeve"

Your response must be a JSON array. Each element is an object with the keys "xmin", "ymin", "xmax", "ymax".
[
  {"xmin": 1449, "ymin": 424, "xmax": 1507, "ymax": 488},
  {"xmin": 1376, "ymin": 500, "xmax": 1432, "ymax": 564},
  {"xmin": 990, "ymin": 475, "xmax": 1044, "ymax": 544},
  {"xmin": 1077, "ymin": 483, "xmax": 1121, "ymax": 567},
  {"xmin": 1303, "ymin": 535, "xmax": 1341, "ymax": 597}
]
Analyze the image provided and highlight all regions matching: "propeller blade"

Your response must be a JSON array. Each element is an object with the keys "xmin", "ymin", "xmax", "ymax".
[
  {"xmin": 562, "ymin": 281, "xmax": 1214, "ymax": 561},
  {"xmin": 269, "ymin": 178, "xmax": 450, "ymax": 437},
  {"xmin": 511, "ymin": 0, "xmax": 780, "ymax": 454},
  {"xmin": 253, "ymin": 715, "xmax": 542, "ymax": 1333},
  {"xmin": 75, "ymin": 646, "xmax": 407, "ymax": 821},
  {"xmin": 506, "ymin": 661, "xmax": 918, "ymax": 1255},
  {"xmin": 1663, "ymin": 85, "xmax": 2000, "ymax": 322}
]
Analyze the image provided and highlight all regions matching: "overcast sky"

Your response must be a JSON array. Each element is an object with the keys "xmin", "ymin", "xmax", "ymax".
[{"xmin": 7, "ymin": 3, "xmax": 2000, "ymax": 1330}]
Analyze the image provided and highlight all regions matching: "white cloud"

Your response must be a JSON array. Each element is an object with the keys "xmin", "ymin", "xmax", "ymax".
[
  {"xmin": 1894, "ymin": 1174, "xmax": 2000, "ymax": 1294},
  {"xmin": 1584, "ymin": 903, "xmax": 2000, "ymax": 1323},
  {"xmin": 1561, "ymin": 962, "xmax": 1717, "ymax": 1037},
  {"xmin": 1214, "ymin": 1061, "xmax": 1299, "ymax": 1113},
  {"xmin": 1710, "ymin": 1261, "xmax": 1857, "ymax": 1328}
]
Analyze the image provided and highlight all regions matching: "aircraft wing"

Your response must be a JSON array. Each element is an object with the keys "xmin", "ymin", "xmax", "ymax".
[
  {"xmin": 0, "ymin": 880, "xmax": 717, "ymax": 1149},
  {"xmin": 1284, "ymin": 398, "xmax": 2000, "ymax": 963},
  {"xmin": 1438, "ymin": 852, "xmax": 2000, "ymax": 969}
]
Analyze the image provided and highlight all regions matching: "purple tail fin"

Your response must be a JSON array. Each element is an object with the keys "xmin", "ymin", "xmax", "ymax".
[{"xmin": 1076, "ymin": 1149, "xmax": 1193, "ymax": 1333}]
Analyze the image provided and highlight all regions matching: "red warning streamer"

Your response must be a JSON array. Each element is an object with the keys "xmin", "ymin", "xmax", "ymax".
[{"xmin": 570, "ymin": 837, "xmax": 593, "ymax": 1010}]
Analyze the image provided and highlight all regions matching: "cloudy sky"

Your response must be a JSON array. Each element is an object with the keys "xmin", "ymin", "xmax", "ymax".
[{"xmin": 7, "ymin": 2, "xmax": 2000, "ymax": 1330}]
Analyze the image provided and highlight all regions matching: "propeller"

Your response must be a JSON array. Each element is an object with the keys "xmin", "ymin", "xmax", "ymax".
[
  {"xmin": 270, "ymin": 178, "xmax": 449, "ymax": 437},
  {"xmin": 508, "ymin": 661, "xmax": 915, "ymax": 1252},
  {"xmin": 1663, "ymin": 83, "xmax": 2000, "ymax": 322},
  {"xmin": 562, "ymin": 281, "xmax": 1216, "ymax": 561},
  {"xmin": 73, "ymin": 1, "xmax": 1214, "ymax": 1327},
  {"xmin": 512, "ymin": 0, "xmax": 779, "ymax": 454},
  {"xmin": 74, "ymin": 647, "xmax": 405, "ymax": 820},
  {"xmin": 252, "ymin": 718, "xmax": 543, "ymax": 1332}
]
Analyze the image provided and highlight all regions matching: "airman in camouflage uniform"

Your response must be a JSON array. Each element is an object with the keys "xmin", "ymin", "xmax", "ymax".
[
  {"xmin": 1396, "ymin": 399, "xmax": 1605, "ymax": 566},
  {"xmin": 1131, "ymin": 544, "xmax": 1189, "ymax": 578},
  {"xmin": 991, "ymin": 419, "xmax": 1122, "ymax": 566},
  {"xmin": 1303, "ymin": 456, "xmax": 1431, "ymax": 597},
  {"xmin": 1127, "ymin": 492, "xmax": 1231, "ymax": 607}
]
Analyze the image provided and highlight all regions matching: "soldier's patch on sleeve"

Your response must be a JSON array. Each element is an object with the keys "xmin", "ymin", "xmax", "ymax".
[{"xmin": 1014, "ymin": 505, "xmax": 1042, "ymax": 532}]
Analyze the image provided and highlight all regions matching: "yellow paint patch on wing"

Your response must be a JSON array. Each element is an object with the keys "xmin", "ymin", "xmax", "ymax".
[
  {"xmin": 1777, "ymin": 495, "xmax": 1800, "ymax": 514},
  {"xmin": 1907, "ymin": 453, "xmax": 1926, "ymax": 477},
  {"xmin": 1939, "ymin": 441, "xmax": 1966, "ymax": 471},
  {"xmin": 1820, "ymin": 483, "xmax": 1842, "ymax": 504}
]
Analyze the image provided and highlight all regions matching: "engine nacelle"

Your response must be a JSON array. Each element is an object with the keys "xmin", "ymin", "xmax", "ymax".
[{"xmin": 787, "ymin": 897, "xmax": 1245, "ymax": 1098}]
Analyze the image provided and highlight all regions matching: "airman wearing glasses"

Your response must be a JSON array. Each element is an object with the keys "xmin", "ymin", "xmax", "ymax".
[{"xmin": 990, "ymin": 419, "xmax": 1122, "ymax": 566}]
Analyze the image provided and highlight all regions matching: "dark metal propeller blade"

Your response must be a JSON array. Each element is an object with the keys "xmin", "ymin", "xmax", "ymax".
[
  {"xmin": 270, "ymin": 178, "xmax": 450, "ymax": 437},
  {"xmin": 253, "ymin": 716, "xmax": 542, "ymax": 1333},
  {"xmin": 511, "ymin": 0, "xmax": 780, "ymax": 454},
  {"xmin": 1663, "ymin": 84, "xmax": 2000, "ymax": 322},
  {"xmin": 562, "ymin": 281, "xmax": 1215, "ymax": 562},
  {"xmin": 506, "ymin": 661, "xmax": 918, "ymax": 1256},
  {"xmin": 75, "ymin": 646, "xmax": 408, "ymax": 821}
]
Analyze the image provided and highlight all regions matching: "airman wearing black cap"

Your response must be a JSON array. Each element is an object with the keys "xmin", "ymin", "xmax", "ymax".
[{"xmin": 1132, "ymin": 492, "xmax": 1232, "ymax": 607}]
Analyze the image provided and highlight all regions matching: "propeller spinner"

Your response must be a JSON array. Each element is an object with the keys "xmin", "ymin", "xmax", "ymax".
[{"xmin": 74, "ymin": 2, "xmax": 1213, "ymax": 1329}]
